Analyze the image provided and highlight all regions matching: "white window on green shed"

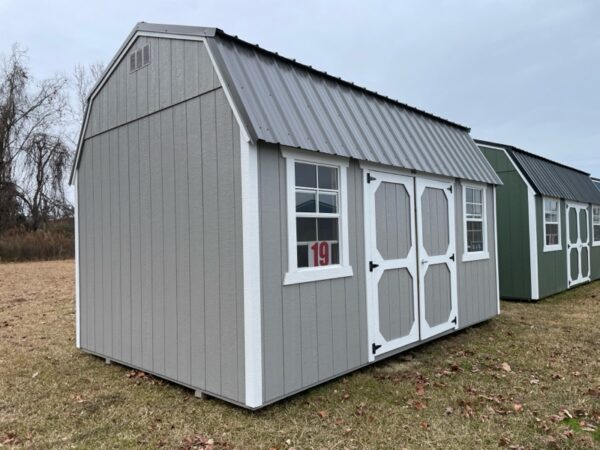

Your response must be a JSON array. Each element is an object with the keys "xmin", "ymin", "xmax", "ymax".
[
  {"xmin": 593, "ymin": 205, "xmax": 600, "ymax": 246},
  {"xmin": 462, "ymin": 184, "xmax": 489, "ymax": 262},
  {"xmin": 543, "ymin": 198, "xmax": 561, "ymax": 251},
  {"xmin": 282, "ymin": 148, "xmax": 352, "ymax": 285}
]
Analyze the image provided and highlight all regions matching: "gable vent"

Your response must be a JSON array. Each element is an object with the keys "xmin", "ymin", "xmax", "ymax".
[{"xmin": 130, "ymin": 44, "xmax": 150, "ymax": 73}]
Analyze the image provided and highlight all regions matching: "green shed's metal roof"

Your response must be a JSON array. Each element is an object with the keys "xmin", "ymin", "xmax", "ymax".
[{"xmin": 475, "ymin": 140, "xmax": 600, "ymax": 204}]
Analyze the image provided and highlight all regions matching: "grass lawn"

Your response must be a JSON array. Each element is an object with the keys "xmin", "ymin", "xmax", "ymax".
[{"xmin": 0, "ymin": 260, "xmax": 599, "ymax": 449}]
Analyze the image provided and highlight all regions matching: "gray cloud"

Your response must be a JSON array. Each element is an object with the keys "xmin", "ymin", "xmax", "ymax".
[{"xmin": 2, "ymin": 0, "xmax": 599, "ymax": 174}]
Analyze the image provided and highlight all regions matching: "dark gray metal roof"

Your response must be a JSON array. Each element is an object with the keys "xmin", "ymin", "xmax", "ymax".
[
  {"xmin": 476, "ymin": 140, "xmax": 600, "ymax": 204},
  {"xmin": 208, "ymin": 33, "xmax": 500, "ymax": 184},
  {"xmin": 71, "ymin": 22, "xmax": 502, "ymax": 185}
]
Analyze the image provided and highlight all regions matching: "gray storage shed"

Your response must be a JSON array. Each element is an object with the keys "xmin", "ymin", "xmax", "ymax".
[{"xmin": 71, "ymin": 22, "xmax": 502, "ymax": 409}]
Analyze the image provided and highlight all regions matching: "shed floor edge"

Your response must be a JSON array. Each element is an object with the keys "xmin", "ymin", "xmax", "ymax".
[{"xmin": 77, "ymin": 347, "xmax": 250, "ymax": 409}]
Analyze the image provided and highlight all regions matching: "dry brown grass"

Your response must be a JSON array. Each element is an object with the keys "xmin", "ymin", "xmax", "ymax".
[
  {"xmin": 0, "ymin": 260, "xmax": 599, "ymax": 449},
  {"xmin": 0, "ymin": 226, "xmax": 74, "ymax": 263}
]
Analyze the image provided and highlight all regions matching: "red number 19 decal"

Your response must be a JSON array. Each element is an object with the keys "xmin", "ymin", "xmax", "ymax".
[{"xmin": 310, "ymin": 241, "xmax": 329, "ymax": 266}]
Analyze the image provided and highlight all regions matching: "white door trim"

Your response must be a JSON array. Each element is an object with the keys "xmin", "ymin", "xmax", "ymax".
[
  {"xmin": 566, "ymin": 201, "xmax": 591, "ymax": 287},
  {"xmin": 415, "ymin": 177, "xmax": 458, "ymax": 340},
  {"xmin": 364, "ymin": 170, "xmax": 420, "ymax": 362}
]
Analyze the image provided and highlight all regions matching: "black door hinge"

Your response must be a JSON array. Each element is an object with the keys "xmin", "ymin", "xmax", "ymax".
[
  {"xmin": 367, "ymin": 173, "xmax": 376, "ymax": 183},
  {"xmin": 369, "ymin": 261, "xmax": 379, "ymax": 272},
  {"xmin": 452, "ymin": 316, "xmax": 457, "ymax": 325},
  {"xmin": 449, "ymin": 254, "xmax": 455, "ymax": 261},
  {"xmin": 447, "ymin": 185, "xmax": 453, "ymax": 193},
  {"xmin": 372, "ymin": 343, "xmax": 382, "ymax": 354}
]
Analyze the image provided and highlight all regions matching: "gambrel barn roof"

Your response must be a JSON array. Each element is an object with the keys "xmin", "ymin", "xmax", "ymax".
[
  {"xmin": 71, "ymin": 22, "xmax": 501, "ymax": 185},
  {"xmin": 476, "ymin": 140, "xmax": 600, "ymax": 204}
]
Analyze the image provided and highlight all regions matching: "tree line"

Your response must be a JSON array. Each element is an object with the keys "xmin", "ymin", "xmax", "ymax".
[{"xmin": 0, "ymin": 44, "xmax": 102, "ymax": 233}]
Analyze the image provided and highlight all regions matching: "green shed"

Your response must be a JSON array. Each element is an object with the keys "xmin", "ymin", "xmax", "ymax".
[{"xmin": 476, "ymin": 140, "xmax": 600, "ymax": 300}]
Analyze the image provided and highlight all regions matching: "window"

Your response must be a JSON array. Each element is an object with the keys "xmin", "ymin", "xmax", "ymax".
[
  {"xmin": 462, "ymin": 184, "xmax": 489, "ymax": 261},
  {"xmin": 129, "ymin": 44, "xmax": 150, "ymax": 73},
  {"xmin": 593, "ymin": 205, "xmax": 600, "ymax": 246},
  {"xmin": 283, "ymin": 148, "xmax": 352, "ymax": 285},
  {"xmin": 543, "ymin": 198, "xmax": 561, "ymax": 251}
]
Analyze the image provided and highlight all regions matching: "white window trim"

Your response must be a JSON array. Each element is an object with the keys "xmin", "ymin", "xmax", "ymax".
[
  {"xmin": 592, "ymin": 205, "xmax": 600, "ymax": 247},
  {"xmin": 462, "ymin": 183, "xmax": 489, "ymax": 262},
  {"xmin": 542, "ymin": 196, "xmax": 562, "ymax": 252},
  {"xmin": 282, "ymin": 148, "xmax": 353, "ymax": 285}
]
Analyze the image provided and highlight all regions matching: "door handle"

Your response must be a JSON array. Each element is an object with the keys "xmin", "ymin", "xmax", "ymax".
[{"xmin": 421, "ymin": 259, "xmax": 428, "ymax": 265}]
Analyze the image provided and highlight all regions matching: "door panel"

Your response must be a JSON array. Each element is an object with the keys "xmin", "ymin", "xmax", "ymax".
[
  {"xmin": 570, "ymin": 248, "xmax": 579, "ymax": 282},
  {"xmin": 421, "ymin": 188, "xmax": 449, "ymax": 256},
  {"xmin": 581, "ymin": 247, "xmax": 589, "ymax": 279},
  {"xmin": 580, "ymin": 209, "xmax": 588, "ymax": 242},
  {"xmin": 566, "ymin": 202, "xmax": 591, "ymax": 287},
  {"xmin": 375, "ymin": 182, "xmax": 412, "ymax": 260},
  {"xmin": 365, "ymin": 171, "xmax": 419, "ymax": 361},
  {"xmin": 378, "ymin": 268, "xmax": 415, "ymax": 341},
  {"xmin": 416, "ymin": 178, "xmax": 458, "ymax": 340},
  {"xmin": 424, "ymin": 264, "xmax": 452, "ymax": 328}
]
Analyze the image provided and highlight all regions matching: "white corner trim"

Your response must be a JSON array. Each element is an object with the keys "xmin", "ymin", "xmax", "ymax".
[
  {"xmin": 240, "ymin": 133, "xmax": 262, "ymax": 408},
  {"xmin": 461, "ymin": 182, "xmax": 490, "ymax": 262},
  {"xmin": 493, "ymin": 187, "xmax": 500, "ymax": 313},
  {"xmin": 528, "ymin": 187, "xmax": 539, "ymax": 299},
  {"xmin": 74, "ymin": 171, "xmax": 81, "ymax": 348},
  {"xmin": 282, "ymin": 148, "xmax": 352, "ymax": 285}
]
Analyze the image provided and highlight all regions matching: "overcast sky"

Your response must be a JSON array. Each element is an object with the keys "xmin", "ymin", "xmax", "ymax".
[{"xmin": 2, "ymin": 0, "xmax": 599, "ymax": 175}]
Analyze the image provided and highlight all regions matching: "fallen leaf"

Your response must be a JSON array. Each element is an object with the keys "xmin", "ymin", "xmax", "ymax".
[
  {"xmin": 416, "ymin": 383, "xmax": 425, "ymax": 396},
  {"xmin": 444, "ymin": 406, "xmax": 453, "ymax": 416},
  {"xmin": 450, "ymin": 363, "xmax": 463, "ymax": 372},
  {"xmin": 32, "ymin": 371, "xmax": 39, "ymax": 378},
  {"xmin": 317, "ymin": 410, "xmax": 328, "ymax": 419},
  {"xmin": 420, "ymin": 420, "xmax": 430, "ymax": 430},
  {"xmin": 500, "ymin": 362, "xmax": 511, "ymax": 372},
  {"xmin": 412, "ymin": 400, "xmax": 427, "ymax": 410},
  {"xmin": 530, "ymin": 378, "xmax": 540, "ymax": 385},
  {"xmin": 514, "ymin": 403, "xmax": 523, "ymax": 413}
]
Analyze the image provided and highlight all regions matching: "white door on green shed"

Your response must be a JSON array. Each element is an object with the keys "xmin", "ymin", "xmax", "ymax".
[
  {"xmin": 365, "ymin": 171, "xmax": 458, "ymax": 362},
  {"xmin": 566, "ymin": 202, "xmax": 591, "ymax": 287}
]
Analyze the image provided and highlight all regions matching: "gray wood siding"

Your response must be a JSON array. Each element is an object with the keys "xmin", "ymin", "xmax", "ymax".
[
  {"xmin": 258, "ymin": 143, "xmax": 367, "ymax": 404},
  {"xmin": 78, "ymin": 87, "xmax": 245, "ymax": 404},
  {"xmin": 84, "ymin": 37, "xmax": 219, "ymax": 140},
  {"xmin": 257, "ymin": 147, "xmax": 499, "ymax": 404},
  {"xmin": 456, "ymin": 185, "xmax": 499, "ymax": 328}
]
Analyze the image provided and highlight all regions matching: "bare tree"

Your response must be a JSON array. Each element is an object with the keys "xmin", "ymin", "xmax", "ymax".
[
  {"xmin": 72, "ymin": 62, "xmax": 104, "ymax": 123},
  {"xmin": 19, "ymin": 133, "xmax": 71, "ymax": 230},
  {"xmin": 0, "ymin": 44, "xmax": 71, "ymax": 231}
]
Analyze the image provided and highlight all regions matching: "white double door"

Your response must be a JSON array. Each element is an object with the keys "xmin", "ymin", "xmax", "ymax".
[
  {"xmin": 365, "ymin": 170, "xmax": 458, "ymax": 361},
  {"xmin": 565, "ymin": 202, "xmax": 591, "ymax": 287}
]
